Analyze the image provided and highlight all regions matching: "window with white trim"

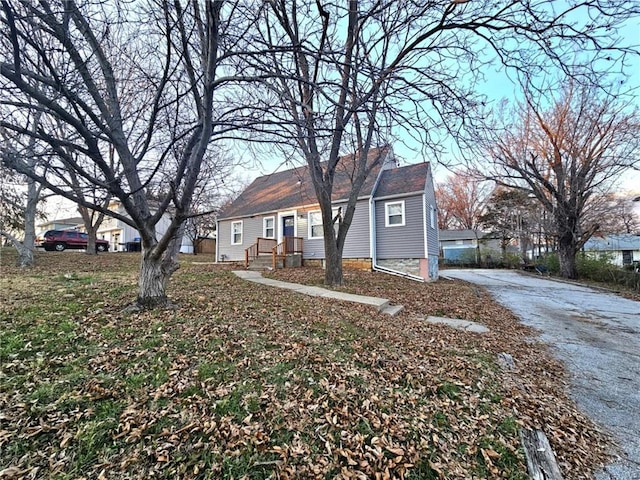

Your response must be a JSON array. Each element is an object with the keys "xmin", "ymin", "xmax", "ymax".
[
  {"xmin": 263, "ymin": 217, "xmax": 275, "ymax": 238},
  {"xmin": 309, "ymin": 209, "xmax": 342, "ymax": 239},
  {"xmin": 231, "ymin": 221, "xmax": 243, "ymax": 245},
  {"xmin": 430, "ymin": 205, "xmax": 436, "ymax": 229},
  {"xmin": 385, "ymin": 201, "xmax": 405, "ymax": 227},
  {"xmin": 308, "ymin": 211, "xmax": 323, "ymax": 239}
]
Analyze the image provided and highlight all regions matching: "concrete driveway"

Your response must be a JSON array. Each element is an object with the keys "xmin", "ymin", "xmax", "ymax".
[{"xmin": 442, "ymin": 269, "xmax": 640, "ymax": 480}]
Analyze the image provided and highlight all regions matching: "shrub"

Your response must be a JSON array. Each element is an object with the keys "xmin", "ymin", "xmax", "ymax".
[
  {"xmin": 577, "ymin": 252, "xmax": 616, "ymax": 279},
  {"xmin": 537, "ymin": 253, "xmax": 560, "ymax": 274}
]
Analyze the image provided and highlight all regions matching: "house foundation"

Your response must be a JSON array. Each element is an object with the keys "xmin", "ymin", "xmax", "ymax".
[
  {"xmin": 303, "ymin": 258, "xmax": 372, "ymax": 271},
  {"xmin": 376, "ymin": 258, "xmax": 421, "ymax": 277}
]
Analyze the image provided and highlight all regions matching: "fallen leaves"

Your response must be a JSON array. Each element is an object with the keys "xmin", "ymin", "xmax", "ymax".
[{"xmin": 0, "ymin": 253, "xmax": 614, "ymax": 479}]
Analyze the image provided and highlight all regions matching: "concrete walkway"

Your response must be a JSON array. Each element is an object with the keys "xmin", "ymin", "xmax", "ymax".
[
  {"xmin": 232, "ymin": 270, "xmax": 404, "ymax": 316},
  {"xmin": 443, "ymin": 269, "xmax": 640, "ymax": 480},
  {"xmin": 423, "ymin": 316, "xmax": 490, "ymax": 333}
]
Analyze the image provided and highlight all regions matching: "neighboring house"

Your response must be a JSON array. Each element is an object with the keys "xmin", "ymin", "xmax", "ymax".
[
  {"xmin": 583, "ymin": 233, "xmax": 640, "ymax": 267},
  {"xmin": 38, "ymin": 201, "xmax": 194, "ymax": 253},
  {"xmin": 217, "ymin": 148, "xmax": 439, "ymax": 281},
  {"xmin": 97, "ymin": 200, "xmax": 194, "ymax": 253},
  {"xmin": 36, "ymin": 216, "xmax": 85, "ymax": 236},
  {"xmin": 439, "ymin": 229, "xmax": 506, "ymax": 264}
]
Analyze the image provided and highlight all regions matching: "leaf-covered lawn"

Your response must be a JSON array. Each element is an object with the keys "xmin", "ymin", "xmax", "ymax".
[{"xmin": 1, "ymin": 251, "xmax": 611, "ymax": 479}]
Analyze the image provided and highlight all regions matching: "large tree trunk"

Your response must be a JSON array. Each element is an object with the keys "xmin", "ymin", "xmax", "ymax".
[
  {"xmin": 556, "ymin": 210, "xmax": 579, "ymax": 279},
  {"xmin": 123, "ymin": 245, "xmax": 180, "ymax": 312},
  {"xmin": 16, "ymin": 243, "xmax": 34, "ymax": 268},
  {"xmin": 0, "ymin": 231, "xmax": 34, "ymax": 268},
  {"xmin": 127, "ymin": 224, "xmax": 185, "ymax": 311},
  {"xmin": 137, "ymin": 254, "xmax": 171, "ymax": 308},
  {"xmin": 324, "ymin": 236, "xmax": 343, "ymax": 286},
  {"xmin": 320, "ymin": 201, "xmax": 347, "ymax": 286},
  {"xmin": 85, "ymin": 227, "xmax": 98, "ymax": 255},
  {"xmin": 15, "ymin": 176, "xmax": 39, "ymax": 267},
  {"xmin": 557, "ymin": 239, "xmax": 578, "ymax": 279}
]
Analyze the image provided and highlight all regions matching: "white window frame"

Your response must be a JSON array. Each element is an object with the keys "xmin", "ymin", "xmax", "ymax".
[
  {"xmin": 263, "ymin": 216, "xmax": 275, "ymax": 238},
  {"xmin": 430, "ymin": 205, "xmax": 436, "ymax": 229},
  {"xmin": 308, "ymin": 210, "xmax": 324, "ymax": 239},
  {"xmin": 385, "ymin": 200, "xmax": 405, "ymax": 227},
  {"xmin": 231, "ymin": 220, "xmax": 243, "ymax": 245},
  {"xmin": 308, "ymin": 208, "xmax": 342, "ymax": 239}
]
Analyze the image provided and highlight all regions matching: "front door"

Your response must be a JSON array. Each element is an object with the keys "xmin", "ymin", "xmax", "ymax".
[
  {"xmin": 283, "ymin": 216, "xmax": 295, "ymax": 237},
  {"xmin": 282, "ymin": 216, "xmax": 295, "ymax": 252}
]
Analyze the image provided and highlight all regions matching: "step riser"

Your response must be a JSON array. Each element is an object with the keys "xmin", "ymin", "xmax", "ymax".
[{"xmin": 248, "ymin": 254, "xmax": 300, "ymax": 270}]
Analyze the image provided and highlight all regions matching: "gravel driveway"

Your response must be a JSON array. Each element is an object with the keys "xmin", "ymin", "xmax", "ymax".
[{"xmin": 442, "ymin": 269, "xmax": 640, "ymax": 480}]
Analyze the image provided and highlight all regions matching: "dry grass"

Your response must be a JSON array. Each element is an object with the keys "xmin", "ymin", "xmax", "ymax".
[{"xmin": 0, "ymin": 251, "xmax": 613, "ymax": 479}]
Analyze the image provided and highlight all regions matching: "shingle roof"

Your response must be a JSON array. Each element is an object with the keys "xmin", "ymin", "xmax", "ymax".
[
  {"xmin": 219, "ymin": 148, "xmax": 390, "ymax": 219},
  {"xmin": 374, "ymin": 162, "xmax": 430, "ymax": 198},
  {"xmin": 438, "ymin": 229, "xmax": 488, "ymax": 241},
  {"xmin": 219, "ymin": 148, "xmax": 433, "ymax": 220},
  {"xmin": 583, "ymin": 233, "xmax": 640, "ymax": 251}
]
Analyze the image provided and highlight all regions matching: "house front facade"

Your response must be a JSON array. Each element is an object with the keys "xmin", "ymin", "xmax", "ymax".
[
  {"xmin": 217, "ymin": 148, "xmax": 439, "ymax": 281},
  {"xmin": 583, "ymin": 233, "xmax": 640, "ymax": 268},
  {"xmin": 96, "ymin": 200, "xmax": 194, "ymax": 253},
  {"xmin": 38, "ymin": 200, "xmax": 194, "ymax": 253},
  {"xmin": 438, "ymin": 229, "xmax": 506, "ymax": 264}
]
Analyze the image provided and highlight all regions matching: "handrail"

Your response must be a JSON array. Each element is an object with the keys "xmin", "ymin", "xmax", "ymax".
[
  {"xmin": 245, "ymin": 237, "xmax": 278, "ymax": 267},
  {"xmin": 272, "ymin": 236, "xmax": 304, "ymax": 269},
  {"xmin": 245, "ymin": 243, "xmax": 257, "ymax": 268}
]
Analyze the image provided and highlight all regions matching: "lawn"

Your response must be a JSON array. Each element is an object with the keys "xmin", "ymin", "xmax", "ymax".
[{"xmin": 0, "ymin": 250, "xmax": 612, "ymax": 479}]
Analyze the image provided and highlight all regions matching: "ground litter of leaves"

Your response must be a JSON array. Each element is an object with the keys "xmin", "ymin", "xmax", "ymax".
[{"xmin": 0, "ymin": 251, "xmax": 614, "ymax": 479}]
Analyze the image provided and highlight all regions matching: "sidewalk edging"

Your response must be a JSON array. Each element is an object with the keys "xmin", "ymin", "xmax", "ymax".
[{"xmin": 232, "ymin": 270, "xmax": 404, "ymax": 316}]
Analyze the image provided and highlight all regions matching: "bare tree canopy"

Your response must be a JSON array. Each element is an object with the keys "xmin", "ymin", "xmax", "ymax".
[
  {"xmin": 482, "ymin": 81, "xmax": 640, "ymax": 278},
  {"xmin": 436, "ymin": 170, "xmax": 491, "ymax": 231},
  {"xmin": 230, "ymin": 0, "xmax": 638, "ymax": 285},
  {"xmin": 587, "ymin": 192, "xmax": 640, "ymax": 235},
  {"xmin": 0, "ymin": 1, "xmax": 235, "ymax": 309},
  {"xmin": 1, "ymin": 0, "xmax": 638, "ymax": 290}
]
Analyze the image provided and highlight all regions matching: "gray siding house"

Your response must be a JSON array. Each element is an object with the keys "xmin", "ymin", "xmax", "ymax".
[
  {"xmin": 217, "ymin": 148, "xmax": 439, "ymax": 281},
  {"xmin": 583, "ymin": 233, "xmax": 640, "ymax": 268},
  {"xmin": 438, "ymin": 229, "xmax": 505, "ymax": 263}
]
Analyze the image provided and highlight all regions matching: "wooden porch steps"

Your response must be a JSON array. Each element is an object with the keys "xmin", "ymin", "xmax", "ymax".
[
  {"xmin": 247, "ymin": 254, "xmax": 303, "ymax": 271},
  {"xmin": 245, "ymin": 236, "xmax": 303, "ymax": 271}
]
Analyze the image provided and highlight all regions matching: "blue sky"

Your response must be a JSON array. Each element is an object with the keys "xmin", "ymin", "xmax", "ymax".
[{"xmin": 236, "ymin": 5, "xmax": 639, "ymax": 190}]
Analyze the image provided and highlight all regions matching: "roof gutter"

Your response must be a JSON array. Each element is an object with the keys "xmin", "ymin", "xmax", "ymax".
[{"xmin": 215, "ymin": 218, "xmax": 220, "ymax": 262}]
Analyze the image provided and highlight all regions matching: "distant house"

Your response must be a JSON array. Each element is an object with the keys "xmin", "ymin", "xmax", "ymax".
[
  {"xmin": 583, "ymin": 233, "xmax": 640, "ymax": 267},
  {"xmin": 439, "ymin": 229, "xmax": 481, "ymax": 263},
  {"xmin": 438, "ymin": 229, "xmax": 510, "ymax": 264},
  {"xmin": 36, "ymin": 216, "xmax": 85, "ymax": 235},
  {"xmin": 96, "ymin": 200, "xmax": 194, "ymax": 253},
  {"xmin": 38, "ymin": 201, "xmax": 194, "ymax": 253},
  {"xmin": 217, "ymin": 148, "xmax": 439, "ymax": 281}
]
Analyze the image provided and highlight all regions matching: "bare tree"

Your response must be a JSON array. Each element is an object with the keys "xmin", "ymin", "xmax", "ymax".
[
  {"xmin": 484, "ymin": 81, "xmax": 640, "ymax": 278},
  {"xmin": 589, "ymin": 192, "xmax": 640, "ymax": 234},
  {"xmin": 0, "ymin": 1, "xmax": 234, "ymax": 309},
  {"xmin": 234, "ymin": 0, "xmax": 638, "ymax": 286},
  {"xmin": 0, "ymin": 162, "xmax": 45, "ymax": 266},
  {"xmin": 0, "ymin": 113, "xmax": 47, "ymax": 267},
  {"xmin": 436, "ymin": 170, "xmax": 491, "ymax": 230},
  {"xmin": 479, "ymin": 187, "xmax": 543, "ymax": 262},
  {"xmin": 435, "ymin": 169, "xmax": 491, "ymax": 263},
  {"xmin": 182, "ymin": 148, "xmax": 241, "ymax": 254},
  {"xmin": 46, "ymin": 117, "xmax": 116, "ymax": 254}
]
